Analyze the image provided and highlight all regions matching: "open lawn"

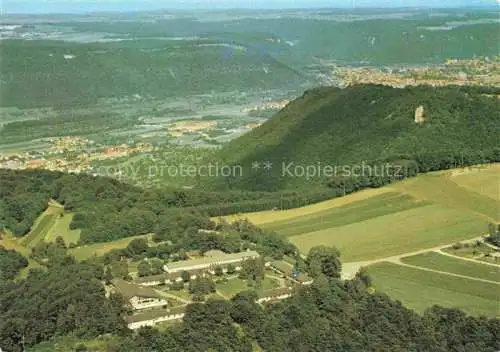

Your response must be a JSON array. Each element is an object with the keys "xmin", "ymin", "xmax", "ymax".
[
  {"xmin": 44, "ymin": 212, "xmax": 81, "ymax": 245},
  {"xmin": 216, "ymin": 276, "xmax": 280, "ymax": 298},
  {"xmin": 21, "ymin": 204, "xmax": 64, "ymax": 248},
  {"xmin": 290, "ymin": 204, "xmax": 485, "ymax": 261},
  {"xmin": 259, "ymin": 277, "xmax": 280, "ymax": 291},
  {"xmin": 216, "ymin": 278, "xmax": 250, "ymax": 298},
  {"xmin": 161, "ymin": 288, "xmax": 192, "ymax": 301},
  {"xmin": 368, "ymin": 262, "xmax": 500, "ymax": 318},
  {"xmin": 401, "ymin": 252, "xmax": 500, "ymax": 282},
  {"xmin": 69, "ymin": 234, "xmax": 152, "ymax": 261},
  {"xmin": 450, "ymin": 164, "xmax": 500, "ymax": 201}
]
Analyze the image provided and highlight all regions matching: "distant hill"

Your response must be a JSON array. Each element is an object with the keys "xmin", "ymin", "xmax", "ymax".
[
  {"xmin": 0, "ymin": 39, "xmax": 308, "ymax": 108},
  {"xmin": 217, "ymin": 85, "xmax": 500, "ymax": 191}
]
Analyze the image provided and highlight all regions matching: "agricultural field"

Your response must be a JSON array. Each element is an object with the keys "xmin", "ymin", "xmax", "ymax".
[
  {"xmin": 368, "ymin": 262, "xmax": 500, "ymax": 318},
  {"xmin": 449, "ymin": 164, "xmax": 500, "ymax": 201},
  {"xmin": 442, "ymin": 242, "xmax": 500, "ymax": 264},
  {"xmin": 43, "ymin": 212, "xmax": 81, "ymax": 245},
  {"xmin": 69, "ymin": 234, "xmax": 153, "ymax": 261},
  {"xmin": 15, "ymin": 200, "xmax": 82, "ymax": 249},
  {"xmin": 20, "ymin": 203, "xmax": 64, "ymax": 248},
  {"xmin": 389, "ymin": 170, "xmax": 499, "ymax": 222},
  {"xmin": 226, "ymin": 165, "xmax": 498, "ymax": 262},
  {"xmin": 290, "ymin": 205, "xmax": 485, "ymax": 261},
  {"xmin": 401, "ymin": 252, "xmax": 500, "ymax": 283}
]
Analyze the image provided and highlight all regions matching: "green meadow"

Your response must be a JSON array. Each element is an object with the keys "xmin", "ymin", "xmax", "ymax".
[
  {"xmin": 21, "ymin": 204, "xmax": 64, "ymax": 248},
  {"xmin": 401, "ymin": 252, "xmax": 500, "ymax": 283},
  {"xmin": 69, "ymin": 234, "xmax": 153, "ymax": 261},
  {"xmin": 368, "ymin": 262, "xmax": 500, "ymax": 318},
  {"xmin": 289, "ymin": 205, "xmax": 485, "ymax": 261},
  {"xmin": 227, "ymin": 165, "xmax": 499, "ymax": 261},
  {"xmin": 44, "ymin": 212, "xmax": 81, "ymax": 245}
]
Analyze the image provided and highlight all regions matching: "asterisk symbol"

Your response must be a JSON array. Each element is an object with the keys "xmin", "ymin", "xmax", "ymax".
[
  {"xmin": 251, "ymin": 161, "xmax": 261, "ymax": 170},
  {"xmin": 263, "ymin": 161, "xmax": 273, "ymax": 171}
]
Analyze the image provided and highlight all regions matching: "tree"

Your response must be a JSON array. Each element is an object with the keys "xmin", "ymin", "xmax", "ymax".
[
  {"xmin": 126, "ymin": 238, "xmax": 149, "ymax": 256},
  {"xmin": 355, "ymin": 266, "xmax": 372, "ymax": 287},
  {"xmin": 150, "ymin": 258, "xmax": 164, "ymax": 275},
  {"xmin": 240, "ymin": 258, "xmax": 265, "ymax": 282},
  {"xmin": 170, "ymin": 281, "xmax": 184, "ymax": 291},
  {"xmin": 487, "ymin": 223, "xmax": 500, "ymax": 246},
  {"xmin": 181, "ymin": 270, "xmax": 191, "ymax": 282},
  {"xmin": 307, "ymin": 246, "xmax": 342, "ymax": 278},
  {"xmin": 111, "ymin": 261, "xmax": 129, "ymax": 280},
  {"xmin": 226, "ymin": 263, "xmax": 236, "ymax": 275},
  {"xmin": 214, "ymin": 265, "xmax": 224, "ymax": 276},
  {"xmin": 0, "ymin": 246, "xmax": 28, "ymax": 280},
  {"xmin": 189, "ymin": 277, "xmax": 216, "ymax": 295},
  {"xmin": 104, "ymin": 266, "xmax": 113, "ymax": 284},
  {"xmin": 54, "ymin": 236, "xmax": 66, "ymax": 249},
  {"xmin": 137, "ymin": 260, "xmax": 152, "ymax": 277}
]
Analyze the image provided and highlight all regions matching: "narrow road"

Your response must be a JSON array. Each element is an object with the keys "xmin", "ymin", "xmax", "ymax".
[
  {"xmin": 341, "ymin": 235, "xmax": 494, "ymax": 280},
  {"xmin": 387, "ymin": 257, "xmax": 500, "ymax": 285},
  {"xmin": 483, "ymin": 241, "xmax": 500, "ymax": 251},
  {"xmin": 216, "ymin": 289, "xmax": 230, "ymax": 300},
  {"xmin": 435, "ymin": 249, "xmax": 500, "ymax": 268}
]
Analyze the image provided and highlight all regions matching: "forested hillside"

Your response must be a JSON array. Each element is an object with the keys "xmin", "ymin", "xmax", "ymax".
[
  {"xmin": 3, "ymin": 259, "xmax": 498, "ymax": 352},
  {"xmin": 1, "ymin": 39, "xmax": 306, "ymax": 108},
  {"xmin": 0, "ymin": 169, "xmax": 333, "ymax": 244},
  {"xmin": 110, "ymin": 278, "xmax": 500, "ymax": 352},
  {"xmin": 218, "ymin": 85, "xmax": 500, "ymax": 191}
]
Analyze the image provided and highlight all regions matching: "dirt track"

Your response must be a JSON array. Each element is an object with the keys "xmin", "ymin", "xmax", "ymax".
[{"xmin": 341, "ymin": 235, "xmax": 499, "ymax": 280}]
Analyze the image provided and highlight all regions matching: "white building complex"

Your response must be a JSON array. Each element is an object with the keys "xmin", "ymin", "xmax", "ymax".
[
  {"xmin": 112, "ymin": 279, "xmax": 168, "ymax": 310},
  {"xmin": 163, "ymin": 249, "xmax": 260, "ymax": 274}
]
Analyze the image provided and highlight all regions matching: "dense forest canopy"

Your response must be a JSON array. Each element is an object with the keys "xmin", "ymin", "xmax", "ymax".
[
  {"xmin": 0, "ymin": 239, "xmax": 498, "ymax": 352},
  {"xmin": 0, "ymin": 245, "xmax": 28, "ymax": 281},
  {"xmin": 0, "ymin": 260, "xmax": 128, "ymax": 351},
  {"xmin": 0, "ymin": 169, "xmax": 315, "ymax": 243},
  {"xmin": 218, "ymin": 84, "xmax": 500, "ymax": 191}
]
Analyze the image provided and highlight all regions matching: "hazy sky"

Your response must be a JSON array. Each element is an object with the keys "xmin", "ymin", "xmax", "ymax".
[{"xmin": 2, "ymin": 0, "xmax": 498, "ymax": 14}]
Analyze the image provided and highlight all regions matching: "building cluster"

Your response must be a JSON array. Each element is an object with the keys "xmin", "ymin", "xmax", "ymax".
[
  {"xmin": 112, "ymin": 249, "xmax": 314, "ymax": 329},
  {"xmin": 0, "ymin": 140, "xmax": 153, "ymax": 175},
  {"xmin": 242, "ymin": 99, "xmax": 290, "ymax": 114},
  {"xmin": 334, "ymin": 56, "xmax": 500, "ymax": 88}
]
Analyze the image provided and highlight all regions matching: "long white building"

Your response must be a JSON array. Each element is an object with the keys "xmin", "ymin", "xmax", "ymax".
[{"xmin": 163, "ymin": 249, "xmax": 260, "ymax": 274}]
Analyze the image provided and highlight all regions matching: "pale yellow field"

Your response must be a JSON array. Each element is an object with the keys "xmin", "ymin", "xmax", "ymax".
[
  {"xmin": 449, "ymin": 164, "xmax": 499, "ymax": 201},
  {"xmin": 20, "ymin": 203, "xmax": 64, "ymax": 247},
  {"xmin": 387, "ymin": 171, "xmax": 499, "ymax": 222},
  {"xmin": 289, "ymin": 204, "xmax": 486, "ymax": 261},
  {"xmin": 222, "ymin": 165, "xmax": 498, "ymax": 261},
  {"xmin": 219, "ymin": 187, "xmax": 393, "ymax": 225}
]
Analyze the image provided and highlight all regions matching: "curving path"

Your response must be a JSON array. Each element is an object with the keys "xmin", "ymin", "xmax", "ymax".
[
  {"xmin": 341, "ymin": 235, "xmax": 499, "ymax": 280},
  {"xmin": 387, "ymin": 257, "xmax": 500, "ymax": 285}
]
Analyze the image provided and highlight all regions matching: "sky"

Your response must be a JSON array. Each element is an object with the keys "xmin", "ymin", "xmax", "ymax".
[{"xmin": 2, "ymin": 0, "xmax": 498, "ymax": 14}]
